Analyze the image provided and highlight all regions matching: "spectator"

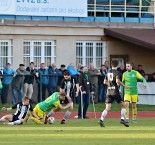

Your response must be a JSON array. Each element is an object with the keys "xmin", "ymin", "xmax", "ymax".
[
  {"xmin": 117, "ymin": 65, "xmax": 126, "ymax": 81},
  {"xmin": 57, "ymin": 64, "xmax": 67, "ymax": 91},
  {"xmin": 1, "ymin": 63, "xmax": 16, "ymax": 104},
  {"xmin": 148, "ymin": 73, "xmax": 155, "ymax": 82},
  {"xmin": 48, "ymin": 63, "xmax": 61, "ymax": 95},
  {"xmin": 78, "ymin": 66, "xmax": 94, "ymax": 119},
  {"xmin": 137, "ymin": 64, "xmax": 145, "ymax": 77},
  {"xmin": 104, "ymin": 61, "xmax": 111, "ymax": 73},
  {"xmin": 98, "ymin": 64, "xmax": 107, "ymax": 102},
  {"xmin": 36, "ymin": 63, "xmax": 49, "ymax": 103},
  {"xmin": 88, "ymin": 63, "xmax": 98, "ymax": 102},
  {"xmin": 77, "ymin": 63, "xmax": 82, "ymax": 72},
  {"xmin": 23, "ymin": 62, "xmax": 38, "ymax": 100},
  {"xmin": 11, "ymin": 64, "xmax": 27, "ymax": 104},
  {"xmin": 0, "ymin": 70, "xmax": 3, "ymax": 99}
]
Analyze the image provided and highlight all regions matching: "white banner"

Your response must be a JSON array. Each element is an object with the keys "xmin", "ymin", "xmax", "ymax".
[{"xmin": 0, "ymin": 0, "xmax": 87, "ymax": 17}]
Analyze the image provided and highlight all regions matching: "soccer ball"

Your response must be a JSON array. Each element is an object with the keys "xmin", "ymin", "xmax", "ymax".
[{"xmin": 48, "ymin": 117, "xmax": 55, "ymax": 124}]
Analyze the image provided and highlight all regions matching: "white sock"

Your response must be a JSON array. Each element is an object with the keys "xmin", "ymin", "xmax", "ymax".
[
  {"xmin": 13, "ymin": 120, "xmax": 22, "ymax": 125},
  {"xmin": 100, "ymin": 109, "xmax": 108, "ymax": 121},
  {"xmin": 7, "ymin": 122, "xmax": 14, "ymax": 125},
  {"xmin": 121, "ymin": 108, "xmax": 126, "ymax": 120},
  {"xmin": 0, "ymin": 116, "xmax": 6, "ymax": 122},
  {"xmin": 47, "ymin": 110, "xmax": 55, "ymax": 117},
  {"xmin": 63, "ymin": 111, "xmax": 71, "ymax": 120}
]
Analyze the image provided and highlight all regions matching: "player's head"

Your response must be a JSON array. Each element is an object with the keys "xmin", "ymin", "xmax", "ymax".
[
  {"xmin": 111, "ymin": 60, "xmax": 118, "ymax": 68},
  {"xmin": 22, "ymin": 96, "xmax": 30, "ymax": 105},
  {"xmin": 63, "ymin": 71, "xmax": 71, "ymax": 80},
  {"xmin": 126, "ymin": 62, "xmax": 133, "ymax": 71},
  {"xmin": 58, "ymin": 91, "xmax": 66, "ymax": 101}
]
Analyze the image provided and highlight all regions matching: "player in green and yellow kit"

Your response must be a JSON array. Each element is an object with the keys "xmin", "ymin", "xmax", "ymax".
[
  {"xmin": 26, "ymin": 91, "xmax": 71, "ymax": 124},
  {"xmin": 122, "ymin": 62, "xmax": 147, "ymax": 123}
]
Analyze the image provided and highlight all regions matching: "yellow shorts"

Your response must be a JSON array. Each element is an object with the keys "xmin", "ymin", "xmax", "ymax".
[
  {"xmin": 33, "ymin": 104, "xmax": 46, "ymax": 119},
  {"xmin": 124, "ymin": 94, "xmax": 138, "ymax": 103}
]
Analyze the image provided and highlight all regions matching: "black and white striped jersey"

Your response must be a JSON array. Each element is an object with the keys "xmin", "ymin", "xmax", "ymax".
[{"xmin": 12, "ymin": 102, "xmax": 33, "ymax": 119}]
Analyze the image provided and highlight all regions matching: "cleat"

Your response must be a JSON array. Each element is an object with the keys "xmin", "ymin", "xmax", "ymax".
[
  {"xmin": 120, "ymin": 119, "xmax": 129, "ymax": 127},
  {"xmin": 125, "ymin": 118, "xmax": 129, "ymax": 123},
  {"xmin": 61, "ymin": 119, "xmax": 66, "ymax": 124},
  {"xmin": 132, "ymin": 119, "xmax": 138, "ymax": 124},
  {"xmin": 98, "ymin": 120, "xmax": 105, "ymax": 127},
  {"xmin": 44, "ymin": 116, "xmax": 49, "ymax": 124}
]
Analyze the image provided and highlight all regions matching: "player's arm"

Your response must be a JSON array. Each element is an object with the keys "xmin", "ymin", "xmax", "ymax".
[
  {"xmin": 116, "ymin": 78, "xmax": 128, "ymax": 89},
  {"xmin": 2, "ymin": 107, "xmax": 12, "ymax": 111},
  {"xmin": 136, "ymin": 71, "xmax": 147, "ymax": 83},
  {"xmin": 75, "ymin": 83, "xmax": 79, "ymax": 97},
  {"xmin": 57, "ymin": 103, "xmax": 71, "ymax": 110},
  {"xmin": 104, "ymin": 75, "xmax": 108, "ymax": 85}
]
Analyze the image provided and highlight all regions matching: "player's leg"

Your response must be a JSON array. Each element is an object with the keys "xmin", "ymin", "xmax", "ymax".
[
  {"xmin": 99, "ymin": 95, "xmax": 113, "ymax": 127},
  {"xmin": 124, "ymin": 94, "xmax": 131, "ymax": 122},
  {"xmin": 131, "ymin": 95, "xmax": 138, "ymax": 123},
  {"xmin": 61, "ymin": 102, "xmax": 73, "ymax": 124},
  {"xmin": 45, "ymin": 107, "xmax": 60, "ymax": 124},
  {"xmin": 0, "ymin": 114, "xmax": 13, "ymax": 123}
]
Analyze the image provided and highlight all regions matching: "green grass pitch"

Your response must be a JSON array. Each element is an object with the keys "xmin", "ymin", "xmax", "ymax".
[{"xmin": 0, "ymin": 118, "xmax": 155, "ymax": 145}]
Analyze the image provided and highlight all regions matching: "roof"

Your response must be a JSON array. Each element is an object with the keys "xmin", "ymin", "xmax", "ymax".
[{"xmin": 104, "ymin": 28, "xmax": 155, "ymax": 51}]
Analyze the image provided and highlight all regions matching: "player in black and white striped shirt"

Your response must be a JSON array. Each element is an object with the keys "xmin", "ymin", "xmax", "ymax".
[{"xmin": 0, "ymin": 96, "xmax": 40, "ymax": 125}]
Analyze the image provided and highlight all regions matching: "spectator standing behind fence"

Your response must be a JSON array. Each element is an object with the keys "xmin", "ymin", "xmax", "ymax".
[
  {"xmin": 78, "ymin": 66, "xmax": 94, "ymax": 119},
  {"xmin": 11, "ymin": 64, "xmax": 27, "ymax": 104},
  {"xmin": 48, "ymin": 63, "xmax": 61, "ymax": 96},
  {"xmin": 57, "ymin": 64, "xmax": 67, "ymax": 91},
  {"xmin": 88, "ymin": 63, "xmax": 99, "ymax": 102},
  {"xmin": 137, "ymin": 64, "xmax": 145, "ymax": 77},
  {"xmin": 98, "ymin": 64, "xmax": 107, "ymax": 102},
  {"xmin": 23, "ymin": 62, "xmax": 38, "ymax": 100},
  {"xmin": 1, "ymin": 63, "xmax": 16, "ymax": 104},
  {"xmin": 36, "ymin": 63, "xmax": 49, "ymax": 103},
  {"xmin": 0, "ymin": 70, "xmax": 3, "ymax": 100}
]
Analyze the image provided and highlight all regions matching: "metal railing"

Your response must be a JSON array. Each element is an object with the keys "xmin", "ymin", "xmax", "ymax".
[{"xmin": 88, "ymin": 0, "xmax": 154, "ymax": 18}]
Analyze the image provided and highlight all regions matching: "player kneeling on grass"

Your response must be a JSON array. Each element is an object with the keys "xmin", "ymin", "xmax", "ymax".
[
  {"xmin": 45, "ymin": 71, "xmax": 79, "ymax": 124},
  {"xmin": 26, "ymin": 91, "xmax": 71, "ymax": 124},
  {"xmin": 0, "ymin": 96, "xmax": 41, "ymax": 125},
  {"xmin": 99, "ymin": 60, "xmax": 129, "ymax": 128}
]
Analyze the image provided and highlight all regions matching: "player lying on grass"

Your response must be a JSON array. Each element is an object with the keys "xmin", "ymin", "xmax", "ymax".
[
  {"xmin": 26, "ymin": 91, "xmax": 71, "ymax": 124},
  {"xmin": 0, "ymin": 96, "xmax": 42, "ymax": 125}
]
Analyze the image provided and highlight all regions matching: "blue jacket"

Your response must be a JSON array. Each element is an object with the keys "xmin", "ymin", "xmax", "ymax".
[
  {"xmin": 37, "ymin": 68, "xmax": 49, "ymax": 85},
  {"xmin": 48, "ymin": 66, "xmax": 61, "ymax": 87},
  {"xmin": 2, "ymin": 67, "xmax": 16, "ymax": 85}
]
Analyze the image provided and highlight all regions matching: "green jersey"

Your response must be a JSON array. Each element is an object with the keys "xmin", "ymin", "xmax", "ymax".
[
  {"xmin": 38, "ymin": 92, "xmax": 60, "ymax": 112},
  {"xmin": 122, "ymin": 70, "xmax": 147, "ymax": 95}
]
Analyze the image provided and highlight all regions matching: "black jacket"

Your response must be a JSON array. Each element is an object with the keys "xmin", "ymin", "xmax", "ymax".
[{"xmin": 78, "ymin": 72, "xmax": 93, "ymax": 93}]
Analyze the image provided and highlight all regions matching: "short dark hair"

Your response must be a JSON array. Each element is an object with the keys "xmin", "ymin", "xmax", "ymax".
[
  {"xmin": 138, "ymin": 64, "xmax": 142, "ymax": 67},
  {"xmin": 59, "ymin": 91, "xmax": 66, "ymax": 97},
  {"xmin": 63, "ymin": 71, "xmax": 70, "ymax": 76},
  {"xmin": 61, "ymin": 64, "xmax": 66, "ymax": 68},
  {"xmin": 111, "ymin": 60, "xmax": 118, "ymax": 67},
  {"xmin": 19, "ymin": 64, "xmax": 25, "ymax": 66},
  {"xmin": 30, "ymin": 62, "xmax": 34, "ymax": 65}
]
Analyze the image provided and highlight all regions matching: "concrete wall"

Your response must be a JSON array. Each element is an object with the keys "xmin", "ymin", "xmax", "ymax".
[{"xmin": 108, "ymin": 40, "xmax": 155, "ymax": 74}]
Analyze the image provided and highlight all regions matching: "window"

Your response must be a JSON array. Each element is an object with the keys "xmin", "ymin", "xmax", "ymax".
[
  {"xmin": 23, "ymin": 40, "xmax": 56, "ymax": 68},
  {"xmin": 76, "ymin": 41, "xmax": 107, "ymax": 68},
  {"xmin": 0, "ymin": 40, "xmax": 13, "ymax": 69}
]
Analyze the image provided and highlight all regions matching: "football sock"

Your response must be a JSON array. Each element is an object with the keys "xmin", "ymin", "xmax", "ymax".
[
  {"xmin": 125, "ymin": 107, "xmax": 129, "ymax": 119},
  {"xmin": 121, "ymin": 108, "xmax": 126, "ymax": 120},
  {"xmin": 100, "ymin": 109, "xmax": 108, "ymax": 121},
  {"xmin": 132, "ymin": 107, "xmax": 137, "ymax": 120},
  {"xmin": 31, "ymin": 117, "xmax": 43, "ymax": 125},
  {"xmin": 63, "ymin": 111, "xmax": 71, "ymax": 120},
  {"xmin": 13, "ymin": 120, "xmax": 22, "ymax": 125},
  {"xmin": 47, "ymin": 110, "xmax": 55, "ymax": 117}
]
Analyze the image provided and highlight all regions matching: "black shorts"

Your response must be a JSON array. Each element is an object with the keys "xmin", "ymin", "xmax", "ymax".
[
  {"xmin": 60, "ymin": 96, "xmax": 72, "ymax": 104},
  {"xmin": 11, "ymin": 115, "xmax": 19, "ymax": 122},
  {"xmin": 105, "ymin": 94, "xmax": 123, "ymax": 104}
]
